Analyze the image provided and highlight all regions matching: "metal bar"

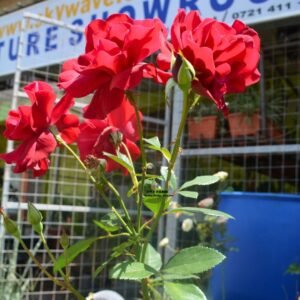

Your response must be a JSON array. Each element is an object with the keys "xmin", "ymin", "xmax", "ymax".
[
  {"xmin": 23, "ymin": 12, "xmax": 84, "ymax": 33},
  {"xmin": 182, "ymin": 144, "xmax": 300, "ymax": 156},
  {"xmin": 5, "ymin": 201, "xmax": 153, "ymax": 216},
  {"xmin": 259, "ymin": 53, "xmax": 267, "ymax": 136},
  {"xmin": 164, "ymin": 86, "xmax": 183, "ymax": 261},
  {"xmin": 0, "ymin": 15, "xmax": 28, "ymax": 278}
]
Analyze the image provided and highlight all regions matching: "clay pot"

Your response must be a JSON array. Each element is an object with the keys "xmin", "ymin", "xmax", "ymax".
[
  {"xmin": 188, "ymin": 116, "xmax": 218, "ymax": 140},
  {"xmin": 228, "ymin": 113, "xmax": 260, "ymax": 137},
  {"xmin": 267, "ymin": 120, "xmax": 284, "ymax": 143}
]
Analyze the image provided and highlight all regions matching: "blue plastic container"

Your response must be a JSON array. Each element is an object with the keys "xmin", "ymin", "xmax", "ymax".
[{"xmin": 210, "ymin": 192, "xmax": 300, "ymax": 300}]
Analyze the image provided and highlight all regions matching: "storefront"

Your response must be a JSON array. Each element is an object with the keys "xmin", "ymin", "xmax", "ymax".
[{"xmin": 0, "ymin": 1, "xmax": 299, "ymax": 298}]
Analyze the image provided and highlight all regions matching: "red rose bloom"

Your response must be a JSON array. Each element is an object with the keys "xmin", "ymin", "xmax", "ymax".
[
  {"xmin": 58, "ymin": 14, "xmax": 169, "ymax": 120},
  {"xmin": 0, "ymin": 81, "xmax": 79, "ymax": 176},
  {"xmin": 159, "ymin": 10, "xmax": 260, "ymax": 114},
  {"xmin": 77, "ymin": 100, "xmax": 141, "ymax": 173}
]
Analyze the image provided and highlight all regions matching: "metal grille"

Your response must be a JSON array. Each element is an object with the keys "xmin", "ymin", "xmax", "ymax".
[{"xmin": 180, "ymin": 19, "xmax": 300, "ymax": 195}]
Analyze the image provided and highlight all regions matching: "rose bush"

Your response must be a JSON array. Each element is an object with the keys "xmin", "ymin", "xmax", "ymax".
[{"xmin": 0, "ymin": 10, "xmax": 261, "ymax": 300}]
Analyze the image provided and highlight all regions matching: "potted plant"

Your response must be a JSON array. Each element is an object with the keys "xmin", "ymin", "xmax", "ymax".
[
  {"xmin": 265, "ymin": 89, "xmax": 285, "ymax": 143},
  {"xmin": 188, "ymin": 98, "xmax": 219, "ymax": 140},
  {"xmin": 227, "ymin": 92, "xmax": 261, "ymax": 137}
]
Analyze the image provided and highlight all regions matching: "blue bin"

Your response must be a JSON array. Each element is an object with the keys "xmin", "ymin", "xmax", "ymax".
[{"xmin": 210, "ymin": 192, "xmax": 300, "ymax": 300}]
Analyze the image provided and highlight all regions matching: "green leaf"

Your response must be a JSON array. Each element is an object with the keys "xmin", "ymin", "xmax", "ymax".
[
  {"xmin": 162, "ymin": 245, "xmax": 225, "ymax": 276},
  {"xmin": 164, "ymin": 282, "xmax": 207, "ymax": 300},
  {"xmin": 160, "ymin": 147, "xmax": 171, "ymax": 162},
  {"xmin": 168, "ymin": 207, "xmax": 234, "ymax": 220},
  {"xmin": 177, "ymin": 191, "xmax": 199, "ymax": 199},
  {"xmin": 165, "ymin": 78, "xmax": 176, "ymax": 100},
  {"xmin": 179, "ymin": 176, "xmax": 219, "ymax": 191},
  {"xmin": 144, "ymin": 137, "xmax": 171, "ymax": 162},
  {"xmin": 109, "ymin": 261, "xmax": 156, "ymax": 281},
  {"xmin": 161, "ymin": 273, "xmax": 199, "ymax": 280},
  {"xmin": 54, "ymin": 238, "xmax": 97, "ymax": 273},
  {"xmin": 160, "ymin": 166, "xmax": 177, "ymax": 190},
  {"xmin": 144, "ymin": 136, "xmax": 161, "ymax": 149},
  {"xmin": 93, "ymin": 212, "xmax": 122, "ymax": 232},
  {"xmin": 143, "ymin": 195, "xmax": 169, "ymax": 214},
  {"xmin": 94, "ymin": 242, "xmax": 135, "ymax": 278},
  {"xmin": 93, "ymin": 257, "xmax": 113, "ymax": 278},
  {"xmin": 103, "ymin": 152, "xmax": 133, "ymax": 174},
  {"xmin": 112, "ymin": 241, "xmax": 134, "ymax": 258},
  {"xmin": 127, "ymin": 185, "xmax": 137, "ymax": 197},
  {"xmin": 144, "ymin": 244, "xmax": 162, "ymax": 271}
]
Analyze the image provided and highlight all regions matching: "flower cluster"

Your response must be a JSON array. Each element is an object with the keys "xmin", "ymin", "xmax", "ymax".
[
  {"xmin": 0, "ymin": 11, "xmax": 260, "ymax": 176},
  {"xmin": 0, "ymin": 82, "xmax": 79, "ymax": 176},
  {"xmin": 158, "ymin": 9, "xmax": 260, "ymax": 114}
]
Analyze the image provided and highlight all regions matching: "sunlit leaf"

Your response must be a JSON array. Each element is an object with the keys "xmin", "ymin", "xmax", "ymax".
[
  {"xmin": 177, "ymin": 191, "xmax": 199, "ymax": 199},
  {"xmin": 54, "ymin": 238, "xmax": 97, "ymax": 273},
  {"xmin": 93, "ymin": 213, "xmax": 122, "ymax": 233},
  {"xmin": 162, "ymin": 245, "xmax": 225, "ymax": 276},
  {"xmin": 167, "ymin": 207, "xmax": 234, "ymax": 219},
  {"xmin": 109, "ymin": 261, "xmax": 156, "ymax": 281},
  {"xmin": 179, "ymin": 176, "xmax": 219, "ymax": 191},
  {"xmin": 144, "ymin": 136, "xmax": 161, "ymax": 149},
  {"xmin": 103, "ymin": 152, "xmax": 133, "ymax": 174},
  {"xmin": 164, "ymin": 282, "xmax": 207, "ymax": 300},
  {"xmin": 144, "ymin": 244, "xmax": 162, "ymax": 271}
]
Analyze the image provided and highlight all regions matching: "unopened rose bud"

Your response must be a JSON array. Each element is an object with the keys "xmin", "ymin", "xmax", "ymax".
[
  {"xmin": 60, "ymin": 229, "xmax": 69, "ymax": 249},
  {"xmin": 182, "ymin": 218, "xmax": 193, "ymax": 232},
  {"xmin": 84, "ymin": 155, "xmax": 104, "ymax": 169},
  {"xmin": 27, "ymin": 202, "xmax": 43, "ymax": 234},
  {"xmin": 159, "ymin": 237, "xmax": 169, "ymax": 248},
  {"xmin": 0, "ymin": 210, "xmax": 20, "ymax": 239},
  {"xmin": 110, "ymin": 130, "xmax": 123, "ymax": 148},
  {"xmin": 198, "ymin": 197, "xmax": 214, "ymax": 208},
  {"xmin": 172, "ymin": 55, "xmax": 195, "ymax": 90},
  {"xmin": 213, "ymin": 171, "xmax": 228, "ymax": 182}
]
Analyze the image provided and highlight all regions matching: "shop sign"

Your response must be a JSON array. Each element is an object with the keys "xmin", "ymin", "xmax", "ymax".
[{"xmin": 0, "ymin": 0, "xmax": 299, "ymax": 76}]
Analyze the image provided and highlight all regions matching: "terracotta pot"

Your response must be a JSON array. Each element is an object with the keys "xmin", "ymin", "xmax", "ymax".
[
  {"xmin": 228, "ymin": 113, "xmax": 260, "ymax": 137},
  {"xmin": 267, "ymin": 120, "xmax": 284, "ymax": 143},
  {"xmin": 188, "ymin": 116, "xmax": 218, "ymax": 140}
]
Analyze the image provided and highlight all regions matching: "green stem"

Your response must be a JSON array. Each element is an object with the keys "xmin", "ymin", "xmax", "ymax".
[
  {"xmin": 18, "ymin": 239, "xmax": 66, "ymax": 289},
  {"xmin": 101, "ymin": 176, "xmax": 136, "ymax": 235},
  {"xmin": 40, "ymin": 233, "xmax": 85, "ymax": 300},
  {"xmin": 148, "ymin": 284, "xmax": 163, "ymax": 300},
  {"xmin": 97, "ymin": 232, "xmax": 130, "ymax": 241},
  {"xmin": 54, "ymin": 134, "xmax": 135, "ymax": 234},
  {"xmin": 142, "ymin": 88, "xmax": 190, "ymax": 260},
  {"xmin": 54, "ymin": 134, "xmax": 97, "ymax": 185},
  {"xmin": 111, "ymin": 207, "xmax": 133, "ymax": 235},
  {"xmin": 141, "ymin": 279, "xmax": 150, "ymax": 300},
  {"xmin": 165, "ymin": 88, "xmax": 190, "ymax": 188},
  {"xmin": 131, "ymin": 99, "xmax": 147, "ymax": 234}
]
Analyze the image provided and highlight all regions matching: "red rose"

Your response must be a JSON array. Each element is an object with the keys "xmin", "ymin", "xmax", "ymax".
[
  {"xmin": 159, "ymin": 10, "xmax": 260, "ymax": 114},
  {"xmin": 0, "ymin": 81, "xmax": 79, "ymax": 176},
  {"xmin": 58, "ymin": 14, "xmax": 169, "ymax": 120},
  {"xmin": 77, "ymin": 100, "xmax": 141, "ymax": 173}
]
